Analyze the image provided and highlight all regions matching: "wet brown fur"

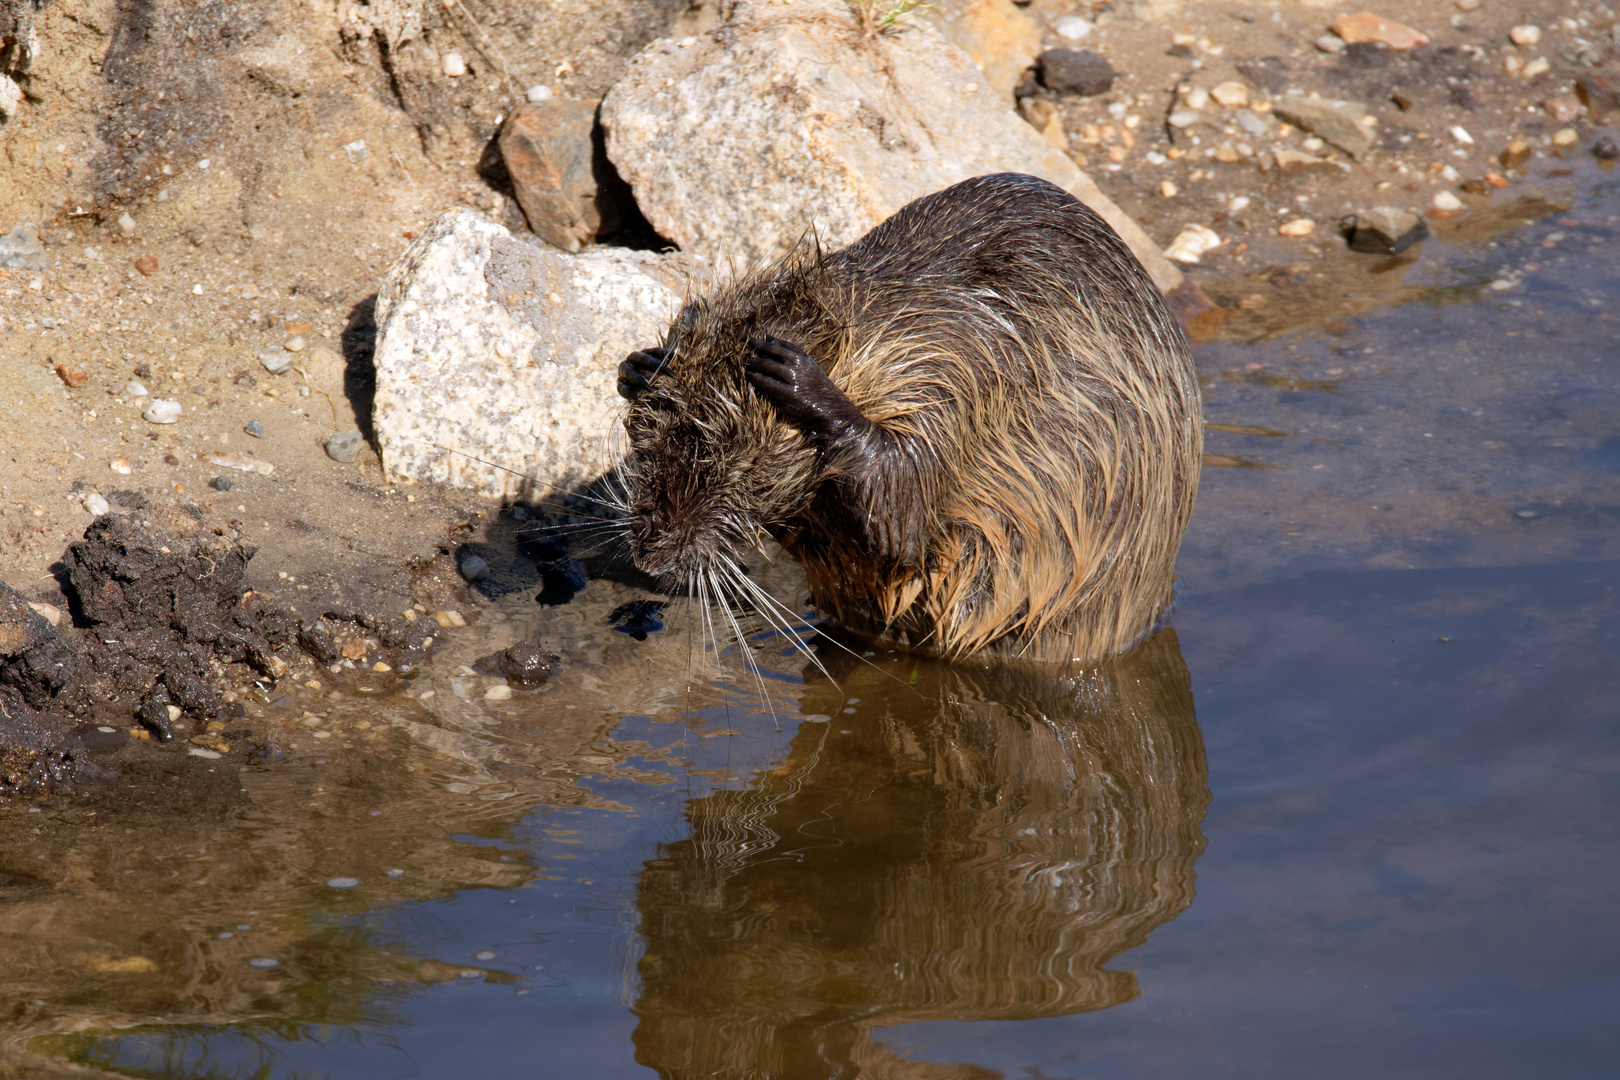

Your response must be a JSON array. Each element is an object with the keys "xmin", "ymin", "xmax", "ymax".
[{"xmin": 620, "ymin": 173, "xmax": 1201, "ymax": 664}]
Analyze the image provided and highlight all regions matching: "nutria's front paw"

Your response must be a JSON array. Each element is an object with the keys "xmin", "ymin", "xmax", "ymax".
[
  {"xmin": 745, "ymin": 337, "xmax": 869, "ymax": 443},
  {"xmin": 617, "ymin": 348, "xmax": 670, "ymax": 401}
]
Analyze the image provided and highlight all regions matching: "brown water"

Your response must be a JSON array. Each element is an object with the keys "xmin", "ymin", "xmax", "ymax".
[{"xmin": 8, "ymin": 163, "xmax": 1620, "ymax": 1079}]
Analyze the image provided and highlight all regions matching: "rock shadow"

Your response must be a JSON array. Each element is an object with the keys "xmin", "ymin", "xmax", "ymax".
[{"xmin": 341, "ymin": 295, "xmax": 379, "ymax": 451}]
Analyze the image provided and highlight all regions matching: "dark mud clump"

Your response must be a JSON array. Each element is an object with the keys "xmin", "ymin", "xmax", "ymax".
[{"xmin": 0, "ymin": 508, "xmax": 454, "ymax": 798}]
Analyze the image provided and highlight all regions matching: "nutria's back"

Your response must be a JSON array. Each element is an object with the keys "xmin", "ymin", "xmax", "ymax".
[{"xmin": 618, "ymin": 172, "xmax": 1200, "ymax": 664}]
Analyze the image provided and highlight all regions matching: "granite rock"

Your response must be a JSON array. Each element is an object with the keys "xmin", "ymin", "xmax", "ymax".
[
  {"xmin": 600, "ymin": 0, "xmax": 1180, "ymax": 292},
  {"xmin": 372, "ymin": 209, "xmax": 698, "ymax": 498}
]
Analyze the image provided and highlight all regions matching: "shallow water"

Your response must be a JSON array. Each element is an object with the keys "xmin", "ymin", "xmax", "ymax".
[{"xmin": 13, "ymin": 163, "xmax": 1620, "ymax": 1079}]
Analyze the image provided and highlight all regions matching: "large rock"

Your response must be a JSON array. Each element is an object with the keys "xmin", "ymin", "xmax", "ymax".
[
  {"xmin": 499, "ymin": 98, "xmax": 635, "ymax": 252},
  {"xmin": 372, "ymin": 209, "xmax": 697, "ymax": 498},
  {"xmin": 601, "ymin": 0, "xmax": 1182, "ymax": 293}
]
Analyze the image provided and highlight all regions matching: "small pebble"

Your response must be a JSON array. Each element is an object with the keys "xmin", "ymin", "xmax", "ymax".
[
  {"xmin": 110, "ymin": 456, "xmax": 132, "ymax": 474},
  {"xmin": 1278, "ymin": 218, "xmax": 1315, "ymax": 237},
  {"xmin": 1183, "ymin": 86, "xmax": 1210, "ymax": 110},
  {"xmin": 386, "ymin": 868, "xmax": 406, "ymax": 878},
  {"xmin": 325, "ymin": 430, "xmax": 364, "ymax": 462},
  {"xmin": 1210, "ymin": 81, "xmax": 1249, "ymax": 107},
  {"xmin": 1163, "ymin": 224, "xmax": 1222, "ymax": 263},
  {"xmin": 1431, "ymin": 190, "xmax": 1465, "ymax": 211},
  {"xmin": 134, "ymin": 255, "xmax": 159, "ymax": 276},
  {"xmin": 1552, "ymin": 127, "xmax": 1579, "ymax": 147},
  {"xmin": 259, "ymin": 345, "xmax": 294, "ymax": 375},
  {"xmin": 459, "ymin": 555, "xmax": 490, "ymax": 582},
  {"xmin": 1515, "ymin": 508, "xmax": 1539, "ymax": 519},
  {"xmin": 1167, "ymin": 109, "xmax": 1201, "ymax": 128},
  {"xmin": 484, "ymin": 684, "xmax": 512, "ymax": 701},
  {"xmin": 244, "ymin": 419, "xmax": 264, "ymax": 437},
  {"xmin": 327, "ymin": 877, "xmax": 361, "ymax": 889},
  {"xmin": 209, "ymin": 477, "xmax": 233, "ymax": 492},
  {"xmin": 343, "ymin": 139, "xmax": 369, "ymax": 164},
  {"xmin": 285, "ymin": 335, "xmax": 306, "ymax": 353},
  {"xmin": 218, "ymin": 932, "xmax": 234, "ymax": 939},
  {"xmin": 124, "ymin": 380, "xmax": 148, "ymax": 397},
  {"xmin": 474, "ymin": 950, "xmax": 497, "ymax": 961},
  {"xmin": 1315, "ymin": 32, "xmax": 1347, "ymax": 54},
  {"xmin": 117, "ymin": 212, "xmax": 137, "ymax": 235},
  {"xmin": 1595, "ymin": 137, "xmax": 1620, "ymax": 161},
  {"xmin": 1160, "ymin": 180, "xmax": 1179, "ymax": 197},
  {"xmin": 83, "ymin": 492, "xmax": 110, "ymax": 516},
  {"xmin": 1509, "ymin": 24, "xmax": 1541, "ymax": 46},
  {"xmin": 143, "ymin": 398, "xmax": 182, "ymax": 424},
  {"xmin": 442, "ymin": 51, "xmax": 467, "ymax": 77},
  {"xmin": 525, "ymin": 84, "xmax": 554, "ymax": 102},
  {"xmin": 248, "ymin": 958, "xmax": 280, "ymax": 969},
  {"xmin": 1523, "ymin": 57, "xmax": 1550, "ymax": 78},
  {"xmin": 1054, "ymin": 15, "xmax": 1093, "ymax": 40}
]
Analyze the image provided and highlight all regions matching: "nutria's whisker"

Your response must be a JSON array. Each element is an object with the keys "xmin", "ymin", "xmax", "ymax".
[
  {"xmin": 428, "ymin": 443, "xmax": 627, "ymax": 516},
  {"xmin": 709, "ymin": 566, "xmax": 782, "ymax": 731},
  {"xmin": 720, "ymin": 563, "xmax": 834, "ymax": 685}
]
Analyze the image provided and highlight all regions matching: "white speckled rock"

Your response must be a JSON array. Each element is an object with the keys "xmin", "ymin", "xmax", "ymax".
[
  {"xmin": 372, "ymin": 209, "xmax": 698, "ymax": 498},
  {"xmin": 601, "ymin": 0, "xmax": 1181, "ymax": 292}
]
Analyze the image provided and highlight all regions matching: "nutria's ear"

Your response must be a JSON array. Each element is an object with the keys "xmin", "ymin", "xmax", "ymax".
[{"xmin": 618, "ymin": 348, "xmax": 670, "ymax": 401}]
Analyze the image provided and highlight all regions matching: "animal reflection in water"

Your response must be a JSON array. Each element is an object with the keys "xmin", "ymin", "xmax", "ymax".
[{"xmin": 631, "ymin": 629, "xmax": 1208, "ymax": 1079}]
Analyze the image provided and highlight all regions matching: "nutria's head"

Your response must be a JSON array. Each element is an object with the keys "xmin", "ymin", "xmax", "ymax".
[{"xmin": 619, "ymin": 300, "xmax": 821, "ymax": 583}]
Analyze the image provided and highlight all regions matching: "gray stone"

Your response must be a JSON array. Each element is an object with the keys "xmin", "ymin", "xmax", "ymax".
[
  {"xmin": 324, "ymin": 431, "xmax": 364, "ymax": 463},
  {"xmin": 1272, "ymin": 97, "xmax": 1375, "ymax": 159},
  {"xmin": 1036, "ymin": 48, "xmax": 1115, "ymax": 97},
  {"xmin": 600, "ymin": 0, "xmax": 1181, "ymax": 293},
  {"xmin": 209, "ymin": 477, "xmax": 233, "ymax": 492},
  {"xmin": 458, "ymin": 555, "xmax": 489, "ymax": 583},
  {"xmin": 258, "ymin": 345, "xmax": 294, "ymax": 375},
  {"xmin": 0, "ymin": 226, "xmax": 45, "ymax": 271},
  {"xmin": 1236, "ymin": 108, "xmax": 1272, "ymax": 138},
  {"xmin": 1345, "ymin": 206, "xmax": 1427, "ymax": 254},
  {"xmin": 372, "ymin": 209, "xmax": 697, "ymax": 499},
  {"xmin": 244, "ymin": 420, "xmax": 264, "ymax": 437}
]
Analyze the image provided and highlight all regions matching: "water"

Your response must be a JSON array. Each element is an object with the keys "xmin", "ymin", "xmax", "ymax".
[{"xmin": 10, "ymin": 164, "xmax": 1620, "ymax": 1078}]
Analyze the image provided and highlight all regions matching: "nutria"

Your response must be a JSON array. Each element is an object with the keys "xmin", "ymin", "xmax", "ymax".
[{"xmin": 614, "ymin": 172, "xmax": 1200, "ymax": 664}]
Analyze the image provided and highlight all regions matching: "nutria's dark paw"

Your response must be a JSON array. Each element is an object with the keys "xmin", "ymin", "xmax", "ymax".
[
  {"xmin": 617, "ymin": 348, "xmax": 670, "ymax": 401},
  {"xmin": 745, "ymin": 337, "xmax": 869, "ymax": 443}
]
